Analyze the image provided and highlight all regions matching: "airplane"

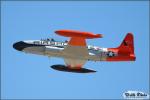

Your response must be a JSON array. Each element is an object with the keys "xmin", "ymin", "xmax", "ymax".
[{"xmin": 13, "ymin": 30, "xmax": 136, "ymax": 73}]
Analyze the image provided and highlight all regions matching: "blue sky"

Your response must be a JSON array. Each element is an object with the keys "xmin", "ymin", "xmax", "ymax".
[{"xmin": 1, "ymin": 1, "xmax": 149, "ymax": 99}]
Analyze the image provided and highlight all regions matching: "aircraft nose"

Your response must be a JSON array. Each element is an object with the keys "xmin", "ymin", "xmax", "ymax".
[{"xmin": 13, "ymin": 41, "xmax": 28, "ymax": 51}]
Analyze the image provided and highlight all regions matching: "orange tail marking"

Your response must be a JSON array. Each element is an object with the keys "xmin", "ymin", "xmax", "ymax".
[{"xmin": 107, "ymin": 33, "xmax": 136, "ymax": 61}]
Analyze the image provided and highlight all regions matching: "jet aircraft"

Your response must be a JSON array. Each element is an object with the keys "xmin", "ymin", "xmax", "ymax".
[{"xmin": 13, "ymin": 30, "xmax": 136, "ymax": 73}]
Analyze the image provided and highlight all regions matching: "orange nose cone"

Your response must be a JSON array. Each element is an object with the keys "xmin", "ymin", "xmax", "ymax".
[{"xmin": 55, "ymin": 30, "xmax": 103, "ymax": 39}]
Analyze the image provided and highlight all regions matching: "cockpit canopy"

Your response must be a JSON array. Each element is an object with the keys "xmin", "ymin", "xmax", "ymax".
[{"xmin": 41, "ymin": 38, "xmax": 55, "ymax": 42}]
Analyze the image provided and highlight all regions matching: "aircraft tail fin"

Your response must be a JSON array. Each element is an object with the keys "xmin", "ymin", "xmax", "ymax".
[{"xmin": 118, "ymin": 33, "xmax": 135, "ymax": 55}]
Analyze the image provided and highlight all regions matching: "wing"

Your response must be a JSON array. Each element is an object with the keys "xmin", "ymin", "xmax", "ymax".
[
  {"xmin": 64, "ymin": 58, "xmax": 87, "ymax": 69},
  {"xmin": 63, "ymin": 37, "xmax": 89, "ymax": 69},
  {"xmin": 55, "ymin": 30, "xmax": 102, "ymax": 69}
]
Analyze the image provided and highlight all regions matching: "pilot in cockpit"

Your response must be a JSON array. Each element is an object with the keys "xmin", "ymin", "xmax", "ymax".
[
  {"xmin": 46, "ymin": 38, "xmax": 55, "ymax": 41},
  {"xmin": 51, "ymin": 38, "xmax": 55, "ymax": 41}
]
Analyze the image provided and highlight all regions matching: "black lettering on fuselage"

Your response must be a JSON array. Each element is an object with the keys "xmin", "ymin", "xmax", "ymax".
[{"xmin": 33, "ymin": 40, "xmax": 67, "ymax": 46}]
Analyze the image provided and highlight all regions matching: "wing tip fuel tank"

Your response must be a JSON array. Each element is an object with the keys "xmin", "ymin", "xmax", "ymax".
[
  {"xmin": 55, "ymin": 29, "xmax": 103, "ymax": 39},
  {"xmin": 51, "ymin": 64, "xmax": 96, "ymax": 73}
]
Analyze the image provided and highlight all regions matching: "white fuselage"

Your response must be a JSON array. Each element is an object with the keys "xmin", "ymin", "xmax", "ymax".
[{"xmin": 22, "ymin": 39, "xmax": 109, "ymax": 61}]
